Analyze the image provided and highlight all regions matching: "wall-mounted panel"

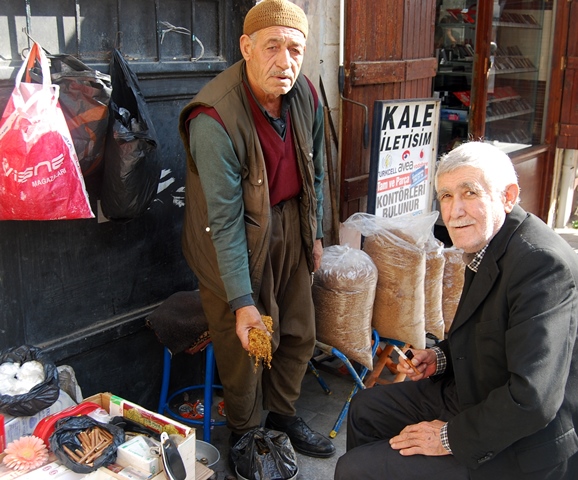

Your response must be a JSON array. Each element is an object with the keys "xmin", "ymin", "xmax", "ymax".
[{"xmin": 0, "ymin": 0, "xmax": 251, "ymax": 410}]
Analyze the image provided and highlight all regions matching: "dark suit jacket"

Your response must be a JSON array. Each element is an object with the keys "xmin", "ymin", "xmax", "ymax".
[{"xmin": 437, "ymin": 205, "xmax": 578, "ymax": 478}]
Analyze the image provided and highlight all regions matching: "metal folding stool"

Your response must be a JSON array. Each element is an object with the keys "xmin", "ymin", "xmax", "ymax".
[{"xmin": 308, "ymin": 329, "xmax": 381, "ymax": 437}]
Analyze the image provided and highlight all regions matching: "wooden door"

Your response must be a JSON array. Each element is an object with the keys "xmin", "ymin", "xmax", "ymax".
[
  {"xmin": 558, "ymin": 0, "xmax": 578, "ymax": 149},
  {"xmin": 340, "ymin": 0, "xmax": 437, "ymax": 220}
]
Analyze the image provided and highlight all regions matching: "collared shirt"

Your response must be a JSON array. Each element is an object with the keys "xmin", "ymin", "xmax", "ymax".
[
  {"xmin": 466, "ymin": 244, "xmax": 488, "ymax": 272},
  {"xmin": 243, "ymin": 74, "xmax": 296, "ymax": 139},
  {"xmin": 438, "ymin": 243, "xmax": 488, "ymax": 453}
]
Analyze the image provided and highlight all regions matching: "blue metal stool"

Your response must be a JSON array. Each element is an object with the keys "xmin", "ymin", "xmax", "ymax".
[
  {"xmin": 157, "ymin": 342, "xmax": 226, "ymax": 443},
  {"xmin": 146, "ymin": 291, "xmax": 227, "ymax": 443}
]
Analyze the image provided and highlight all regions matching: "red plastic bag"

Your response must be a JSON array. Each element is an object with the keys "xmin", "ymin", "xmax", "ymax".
[{"xmin": 0, "ymin": 42, "xmax": 94, "ymax": 220}]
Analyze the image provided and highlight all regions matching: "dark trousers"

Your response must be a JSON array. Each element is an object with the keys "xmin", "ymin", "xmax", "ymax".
[
  {"xmin": 199, "ymin": 197, "xmax": 316, "ymax": 433},
  {"xmin": 334, "ymin": 379, "xmax": 469, "ymax": 480},
  {"xmin": 335, "ymin": 378, "xmax": 578, "ymax": 480}
]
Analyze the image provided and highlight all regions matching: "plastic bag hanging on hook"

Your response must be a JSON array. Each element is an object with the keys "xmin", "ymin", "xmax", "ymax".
[
  {"xmin": 0, "ymin": 42, "xmax": 94, "ymax": 221},
  {"xmin": 48, "ymin": 54, "xmax": 112, "ymax": 177},
  {"xmin": 20, "ymin": 31, "xmax": 112, "ymax": 178},
  {"xmin": 100, "ymin": 49, "xmax": 160, "ymax": 220}
]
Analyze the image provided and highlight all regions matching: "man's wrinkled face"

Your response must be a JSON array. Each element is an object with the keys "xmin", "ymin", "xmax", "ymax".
[
  {"xmin": 241, "ymin": 26, "xmax": 305, "ymax": 100},
  {"xmin": 436, "ymin": 166, "xmax": 517, "ymax": 253}
]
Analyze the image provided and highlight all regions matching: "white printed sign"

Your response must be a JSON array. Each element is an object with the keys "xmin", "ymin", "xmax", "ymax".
[{"xmin": 368, "ymin": 98, "xmax": 440, "ymax": 218}]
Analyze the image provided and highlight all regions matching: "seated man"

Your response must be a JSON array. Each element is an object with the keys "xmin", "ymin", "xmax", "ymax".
[{"xmin": 334, "ymin": 141, "xmax": 578, "ymax": 480}]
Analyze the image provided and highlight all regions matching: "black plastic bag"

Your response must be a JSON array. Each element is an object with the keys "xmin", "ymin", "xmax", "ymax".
[
  {"xmin": 100, "ymin": 49, "xmax": 160, "ymax": 220},
  {"xmin": 231, "ymin": 428, "xmax": 298, "ymax": 480},
  {"xmin": 49, "ymin": 54, "xmax": 112, "ymax": 177},
  {"xmin": 27, "ymin": 50, "xmax": 112, "ymax": 177},
  {"xmin": 0, "ymin": 345, "xmax": 59, "ymax": 417},
  {"xmin": 50, "ymin": 415, "xmax": 125, "ymax": 474}
]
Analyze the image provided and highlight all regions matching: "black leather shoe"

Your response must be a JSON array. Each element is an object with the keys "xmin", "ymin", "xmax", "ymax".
[{"xmin": 265, "ymin": 414, "xmax": 336, "ymax": 458}]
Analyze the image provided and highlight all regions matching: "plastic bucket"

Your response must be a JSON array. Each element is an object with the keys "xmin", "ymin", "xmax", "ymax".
[{"xmin": 195, "ymin": 440, "xmax": 220, "ymax": 468}]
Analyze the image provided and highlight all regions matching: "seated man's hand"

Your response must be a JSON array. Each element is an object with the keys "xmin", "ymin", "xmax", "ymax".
[
  {"xmin": 389, "ymin": 420, "xmax": 449, "ymax": 456},
  {"xmin": 396, "ymin": 347, "xmax": 438, "ymax": 380}
]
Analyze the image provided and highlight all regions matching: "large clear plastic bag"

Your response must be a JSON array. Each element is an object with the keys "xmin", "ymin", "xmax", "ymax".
[
  {"xmin": 48, "ymin": 53, "xmax": 112, "ymax": 177},
  {"xmin": 312, "ymin": 245, "xmax": 377, "ymax": 369},
  {"xmin": 425, "ymin": 234, "xmax": 445, "ymax": 341},
  {"xmin": 343, "ymin": 212, "xmax": 438, "ymax": 348},
  {"xmin": 442, "ymin": 247, "xmax": 465, "ymax": 333}
]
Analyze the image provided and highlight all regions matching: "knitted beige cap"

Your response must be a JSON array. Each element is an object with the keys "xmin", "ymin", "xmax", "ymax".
[{"xmin": 243, "ymin": 0, "xmax": 308, "ymax": 39}]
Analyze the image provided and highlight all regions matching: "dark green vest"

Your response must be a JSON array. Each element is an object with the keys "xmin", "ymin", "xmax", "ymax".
[{"xmin": 179, "ymin": 60, "xmax": 318, "ymax": 302}]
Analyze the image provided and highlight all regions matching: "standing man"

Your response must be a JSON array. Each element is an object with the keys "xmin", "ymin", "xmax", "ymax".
[
  {"xmin": 335, "ymin": 141, "xmax": 578, "ymax": 479},
  {"xmin": 178, "ymin": 0, "xmax": 334, "ymax": 460}
]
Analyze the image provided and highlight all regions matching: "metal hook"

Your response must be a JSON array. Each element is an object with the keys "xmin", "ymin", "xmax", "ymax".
[{"xmin": 159, "ymin": 21, "xmax": 204, "ymax": 62}]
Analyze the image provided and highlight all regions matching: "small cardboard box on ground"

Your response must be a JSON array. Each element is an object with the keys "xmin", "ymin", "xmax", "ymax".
[
  {"xmin": 1, "ymin": 393, "xmax": 212, "ymax": 480},
  {"xmin": 84, "ymin": 393, "xmax": 198, "ymax": 480}
]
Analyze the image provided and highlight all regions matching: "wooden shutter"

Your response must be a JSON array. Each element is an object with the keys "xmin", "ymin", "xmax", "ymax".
[{"xmin": 340, "ymin": 0, "xmax": 437, "ymax": 220}]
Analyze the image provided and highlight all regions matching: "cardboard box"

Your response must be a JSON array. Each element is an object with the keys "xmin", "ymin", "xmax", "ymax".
[
  {"xmin": 18, "ymin": 461, "xmax": 85, "ymax": 479},
  {"xmin": 115, "ymin": 436, "xmax": 159, "ymax": 476},
  {"xmin": 84, "ymin": 393, "xmax": 196, "ymax": 480},
  {"xmin": 103, "ymin": 464, "xmax": 154, "ymax": 480},
  {"xmin": 1, "ymin": 393, "xmax": 210, "ymax": 480}
]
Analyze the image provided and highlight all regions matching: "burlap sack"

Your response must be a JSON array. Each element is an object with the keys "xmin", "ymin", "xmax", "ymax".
[{"xmin": 312, "ymin": 245, "xmax": 377, "ymax": 370}]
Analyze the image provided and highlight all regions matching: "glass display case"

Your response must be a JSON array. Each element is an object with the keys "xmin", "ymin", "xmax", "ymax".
[{"xmin": 434, "ymin": 0, "xmax": 548, "ymax": 154}]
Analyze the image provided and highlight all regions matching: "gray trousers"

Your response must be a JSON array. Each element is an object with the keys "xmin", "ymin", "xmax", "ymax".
[{"xmin": 199, "ymin": 197, "xmax": 316, "ymax": 433}]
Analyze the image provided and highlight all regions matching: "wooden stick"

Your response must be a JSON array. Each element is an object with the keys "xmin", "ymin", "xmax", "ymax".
[
  {"xmin": 64, "ymin": 427, "xmax": 115, "ymax": 465},
  {"xmin": 63, "ymin": 445, "xmax": 82, "ymax": 463},
  {"xmin": 84, "ymin": 439, "xmax": 111, "ymax": 464}
]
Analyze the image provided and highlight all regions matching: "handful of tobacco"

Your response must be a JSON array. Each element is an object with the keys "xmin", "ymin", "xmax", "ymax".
[{"xmin": 248, "ymin": 315, "xmax": 273, "ymax": 372}]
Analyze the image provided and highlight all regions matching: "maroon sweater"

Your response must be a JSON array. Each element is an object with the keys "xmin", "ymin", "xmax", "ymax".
[{"xmin": 187, "ymin": 82, "xmax": 315, "ymax": 206}]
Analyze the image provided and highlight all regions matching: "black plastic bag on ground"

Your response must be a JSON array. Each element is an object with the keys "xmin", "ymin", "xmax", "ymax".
[
  {"xmin": 50, "ymin": 415, "xmax": 125, "ymax": 474},
  {"xmin": 100, "ymin": 49, "xmax": 160, "ymax": 220},
  {"xmin": 0, "ymin": 345, "xmax": 59, "ymax": 417},
  {"xmin": 231, "ymin": 428, "xmax": 298, "ymax": 480},
  {"xmin": 49, "ymin": 54, "xmax": 112, "ymax": 177}
]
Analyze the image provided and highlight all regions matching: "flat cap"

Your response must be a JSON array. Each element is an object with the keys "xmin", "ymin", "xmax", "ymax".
[{"xmin": 243, "ymin": 0, "xmax": 308, "ymax": 39}]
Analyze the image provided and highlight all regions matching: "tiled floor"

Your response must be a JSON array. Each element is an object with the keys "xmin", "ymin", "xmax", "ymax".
[{"xmin": 202, "ymin": 357, "xmax": 382, "ymax": 480}]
